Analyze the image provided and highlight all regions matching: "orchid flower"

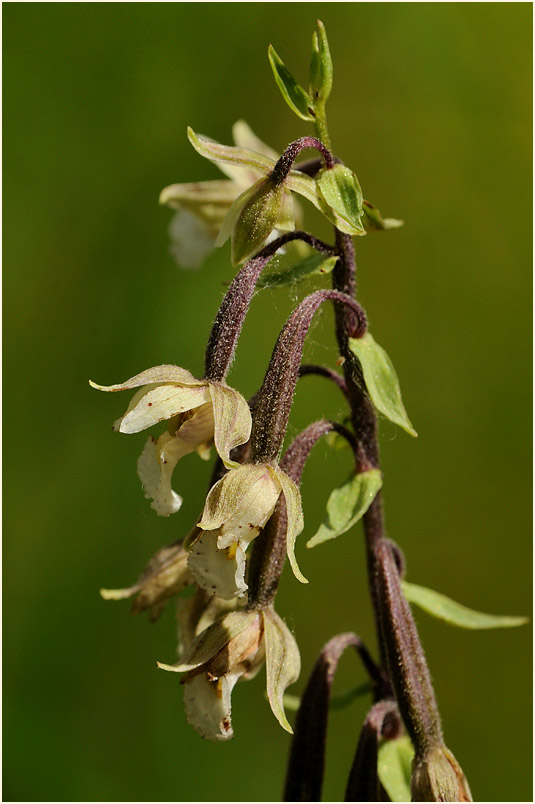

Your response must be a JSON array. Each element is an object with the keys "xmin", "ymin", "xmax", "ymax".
[{"xmin": 90, "ymin": 365, "xmax": 251, "ymax": 516}]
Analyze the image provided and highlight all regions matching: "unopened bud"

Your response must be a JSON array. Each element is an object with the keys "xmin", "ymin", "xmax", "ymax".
[
  {"xmin": 411, "ymin": 744, "xmax": 472, "ymax": 802},
  {"xmin": 217, "ymin": 177, "xmax": 291, "ymax": 266}
]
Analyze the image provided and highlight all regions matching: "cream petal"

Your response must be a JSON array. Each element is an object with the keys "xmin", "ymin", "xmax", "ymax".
[
  {"xmin": 117, "ymin": 384, "xmax": 211, "ymax": 434},
  {"xmin": 183, "ymin": 672, "xmax": 238, "ymax": 742},
  {"xmin": 187, "ymin": 530, "xmax": 247, "ymax": 600},
  {"xmin": 89, "ymin": 365, "xmax": 204, "ymax": 391},
  {"xmin": 199, "ymin": 464, "xmax": 281, "ymax": 535},
  {"xmin": 160, "ymin": 180, "xmax": 240, "ymax": 208},
  {"xmin": 168, "ymin": 210, "xmax": 217, "ymax": 270},
  {"xmin": 216, "ymin": 526, "xmax": 260, "ymax": 551},
  {"xmin": 137, "ymin": 435, "xmax": 183, "ymax": 516},
  {"xmin": 232, "ymin": 120, "xmax": 279, "ymax": 162},
  {"xmin": 176, "ymin": 402, "xmax": 215, "ymax": 450},
  {"xmin": 208, "ymin": 383, "xmax": 252, "ymax": 468}
]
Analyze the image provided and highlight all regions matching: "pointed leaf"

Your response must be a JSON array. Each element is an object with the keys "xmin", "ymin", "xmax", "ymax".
[
  {"xmin": 257, "ymin": 253, "xmax": 338, "ymax": 288},
  {"xmin": 307, "ymin": 469, "xmax": 382, "ymax": 548},
  {"xmin": 268, "ymin": 45, "xmax": 314, "ymax": 121},
  {"xmin": 318, "ymin": 164, "xmax": 365, "ymax": 235},
  {"xmin": 377, "ymin": 735, "xmax": 414, "ymax": 803},
  {"xmin": 187, "ymin": 127, "xmax": 275, "ymax": 175},
  {"xmin": 262, "ymin": 607, "xmax": 301, "ymax": 733},
  {"xmin": 285, "ymin": 170, "xmax": 365, "ymax": 236},
  {"xmin": 362, "ymin": 200, "xmax": 404, "ymax": 232},
  {"xmin": 401, "ymin": 580, "xmax": 529, "ymax": 630},
  {"xmin": 348, "ymin": 332, "xmax": 417, "ymax": 437},
  {"xmin": 309, "ymin": 20, "xmax": 333, "ymax": 103}
]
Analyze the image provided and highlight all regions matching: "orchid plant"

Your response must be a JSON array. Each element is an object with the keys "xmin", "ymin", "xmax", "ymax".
[{"xmin": 93, "ymin": 22, "xmax": 527, "ymax": 801}]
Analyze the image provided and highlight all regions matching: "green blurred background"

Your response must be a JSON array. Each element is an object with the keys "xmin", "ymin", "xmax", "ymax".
[{"xmin": 4, "ymin": 3, "xmax": 531, "ymax": 801}]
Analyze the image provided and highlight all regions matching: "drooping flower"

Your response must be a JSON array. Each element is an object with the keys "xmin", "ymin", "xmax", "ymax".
[
  {"xmin": 187, "ymin": 462, "xmax": 305, "ymax": 600},
  {"xmin": 90, "ymin": 365, "xmax": 252, "ymax": 516},
  {"xmin": 160, "ymin": 120, "xmax": 298, "ymax": 269},
  {"xmin": 158, "ymin": 605, "xmax": 300, "ymax": 741},
  {"xmin": 100, "ymin": 539, "xmax": 192, "ymax": 622}
]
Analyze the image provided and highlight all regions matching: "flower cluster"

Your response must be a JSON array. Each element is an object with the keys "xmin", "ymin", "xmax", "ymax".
[
  {"xmin": 92, "ymin": 364, "xmax": 303, "ymax": 738},
  {"xmin": 93, "ymin": 21, "xmax": 478, "ymax": 802}
]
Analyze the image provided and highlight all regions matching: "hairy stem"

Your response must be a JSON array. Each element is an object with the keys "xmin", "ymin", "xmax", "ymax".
[{"xmin": 204, "ymin": 231, "xmax": 334, "ymax": 381}]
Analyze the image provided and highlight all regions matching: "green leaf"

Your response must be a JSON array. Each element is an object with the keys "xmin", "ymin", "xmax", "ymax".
[
  {"xmin": 401, "ymin": 580, "xmax": 529, "ymax": 630},
  {"xmin": 378, "ymin": 735, "xmax": 414, "ymax": 803},
  {"xmin": 268, "ymin": 45, "xmax": 314, "ymax": 121},
  {"xmin": 283, "ymin": 681, "xmax": 372, "ymax": 712},
  {"xmin": 307, "ymin": 469, "xmax": 382, "ymax": 549},
  {"xmin": 362, "ymin": 200, "xmax": 404, "ymax": 232},
  {"xmin": 309, "ymin": 20, "xmax": 333, "ymax": 103},
  {"xmin": 318, "ymin": 165, "xmax": 366, "ymax": 235},
  {"xmin": 257, "ymin": 253, "xmax": 338, "ymax": 288},
  {"xmin": 348, "ymin": 332, "xmax": 417, "ymax": 437}
]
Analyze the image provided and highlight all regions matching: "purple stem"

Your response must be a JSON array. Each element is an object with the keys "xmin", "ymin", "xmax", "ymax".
[
  {"xmin": 251, "ymin": 290, "xmax": 367, "ymax": 463},
  {"xmin": 204, "ymin": 232, "xmax": 335, "ymax": 381},
  {"xmin": 271, "ymin": 137, "xmax": 334, "ymax": 187},
  {"xmin": 298, "ymin": 363, "xmax": 348, "ymax": 399}
]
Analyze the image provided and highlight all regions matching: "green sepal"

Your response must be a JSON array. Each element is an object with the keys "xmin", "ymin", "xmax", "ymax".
[
  {"xmin": 219, "ymin": 178, "xmax": 285, "ymax": 266},
  {"xmin": 317, "ymin": 165, "xmax": 366, "ymax": 235},
  {"xmin": 401, "ymin": 580, "xmax": 529, "ymax": 630},
  {"xmin": 262, "ymin": 607, "xmax": 301, "ymax": 733},
  {"xmin": 282, "ymin": 681, "xmax": 372, "ymax": 713},
  {"xmin": 309, "ymin": 20, "xmax": 333, "ymax": 104},
  {"xmin": 268, "ymin": 45, "xmax": 314, "ymax": 121},
  {"xmin": 348, "ymin": 332, "xmax": 417, "ymax": 437},
  {"xmin": 377, "ymin": 735, "xmax": 414, "ymax": 803},
  {"xmin": 257, "ymin": 253, "xmax": 338, "ymax": 288},
  {"xmin": 187, "ymin": 127, "xmax": 274, "ymax": 176},
  {"xmin": 307, "ymin": 468, "xmax": 382, "ymax": 549},
  {"xmin": 363, "ymin": 200, "xmax": 404, "ymax": 232}
]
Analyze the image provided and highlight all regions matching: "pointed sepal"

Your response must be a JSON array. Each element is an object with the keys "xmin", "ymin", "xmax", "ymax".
[{"xmin": 262, "ymin": 607, "xmax": 301, "ymax": 733}]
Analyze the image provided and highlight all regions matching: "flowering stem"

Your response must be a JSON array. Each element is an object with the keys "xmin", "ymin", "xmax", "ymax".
[
  {"xmin": 312, "ymin": 105, "xmax": 332, "ymax": 151},
  {"xmin": 250, "ymin": 290, "xmax": 367, "ymax": 464},
  {"xmin": 374, "ymin": 538, "xmax": 443, "ymax": 753},
  {"xmin": 204, "ymin": 231, "xmax": 335, "ymax": 382},
  {"xmin": 330, "ymin": 230, "xmax": 446, "ymax": 764},
  {"xmin": 298, "ymin": 363, "xmax": 348, "ymax": 399},
  {"xmin": 270, "ymin": 136, "xmax": 334, "ymax": 186},
  {"xmin": 344, "ymin": 700, "xmax": 402, "ymax": 802},
  {"xmin": 284, "ymin": 633, "xmax": 381, "ymax": 803},
  {"xmin": 330, "ymin": 230, "xmax": 387, "ymax": 673}
]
